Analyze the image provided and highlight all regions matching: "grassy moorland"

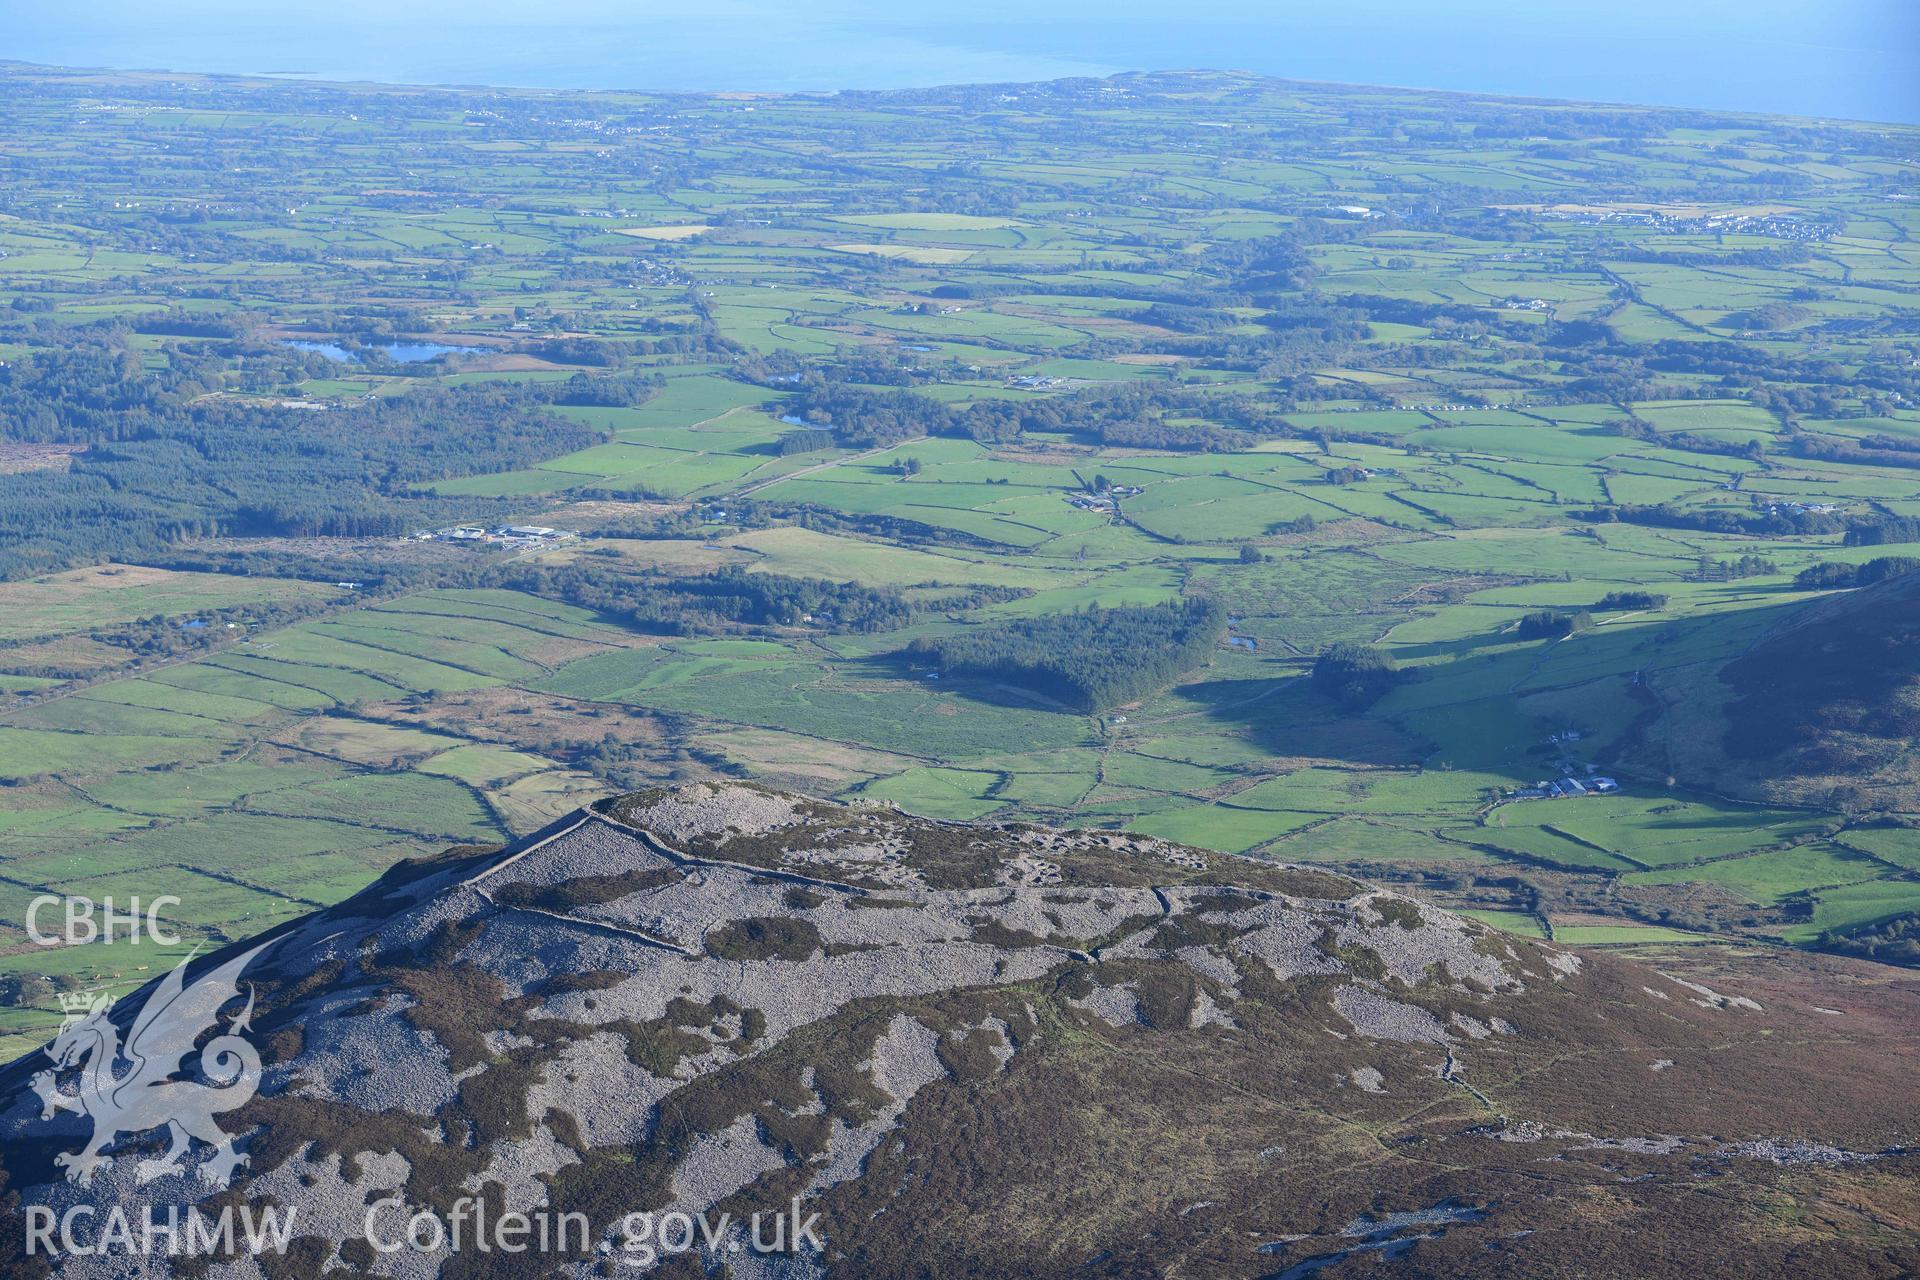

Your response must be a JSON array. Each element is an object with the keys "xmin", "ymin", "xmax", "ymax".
[{"xmin": 0, "ymin": 65, "xmax": 1917, "ymax": 1053}]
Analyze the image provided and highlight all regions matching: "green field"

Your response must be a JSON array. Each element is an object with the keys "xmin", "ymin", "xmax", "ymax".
[{"xmin": 2, "ymin": 62, "xmax": 1919, "ymax": 1052}]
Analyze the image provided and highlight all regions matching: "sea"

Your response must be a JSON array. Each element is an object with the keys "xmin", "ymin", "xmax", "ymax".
[{"xmin": 6, "ymin": 0, "xmax": 1918, "ymax": 124}]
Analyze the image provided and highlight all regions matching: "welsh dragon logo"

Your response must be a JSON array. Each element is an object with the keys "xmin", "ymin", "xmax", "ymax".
[{"xmin": 30, "ymin": 940, "xmax": 273, "ymax": 1189}]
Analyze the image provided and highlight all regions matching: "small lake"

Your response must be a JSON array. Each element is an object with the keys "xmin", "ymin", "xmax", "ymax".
[
  {"xmin": 1258, "ymin": 1201, "xmax": 1489, "ymax": 1280},
  {"xmin": 282, "ymin": 339, "xmax": 470, "ymax": 364}
]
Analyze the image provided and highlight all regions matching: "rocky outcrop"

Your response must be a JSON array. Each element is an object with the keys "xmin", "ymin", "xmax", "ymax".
[{"xmin": 1, "ymin": 784, "xmax": 1911, "ymax": 1280}]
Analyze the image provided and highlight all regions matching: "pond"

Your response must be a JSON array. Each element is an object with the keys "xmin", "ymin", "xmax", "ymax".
[
  {"xmin": 1258, "ymin": 1201, "xmax": 1490, "ymax": 1280},
  {"xmin": 282, "ymin": 339, "xmax": 471, "ymax": 364}
]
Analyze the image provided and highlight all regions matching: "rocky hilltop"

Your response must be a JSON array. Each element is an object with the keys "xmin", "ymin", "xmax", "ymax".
[{"xmin": 1, "ymin": 784, "xmax": 1914, "ymax": 1279}]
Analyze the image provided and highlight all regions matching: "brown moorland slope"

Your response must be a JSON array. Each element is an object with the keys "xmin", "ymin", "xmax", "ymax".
[{"xmin": 0, "ymin": 785, "xmax": 1914, "ymax": 1279}]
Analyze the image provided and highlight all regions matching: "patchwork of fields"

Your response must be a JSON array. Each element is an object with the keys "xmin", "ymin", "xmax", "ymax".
[
  {"xmin": 1, "ymin": 66, "xmax": 1918, "ymax": 1053},
  {"xmin": 9, "ymin": 393, "xmax": 1920, "ymax": 1052},
  {"xmin": 0, "ymin": 588, "xmax": 646, "ymax": 1052}
]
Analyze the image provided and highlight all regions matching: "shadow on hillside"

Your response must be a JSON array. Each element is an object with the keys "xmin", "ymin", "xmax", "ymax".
[
  {"xmin": 1181, "ymin": 675, "xmax": 1426, "ymax": 768},
  {"xmin": 847, "ymin": 651, "xmax": 1085, "ymax": 714},
  {"xmin": 1379, "ymin": 630, "xmax": 1521, "ymax": 664},
  {"xmin": 1188, "ymin": 589, "xmax": 1838, "ymax": 775}
]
